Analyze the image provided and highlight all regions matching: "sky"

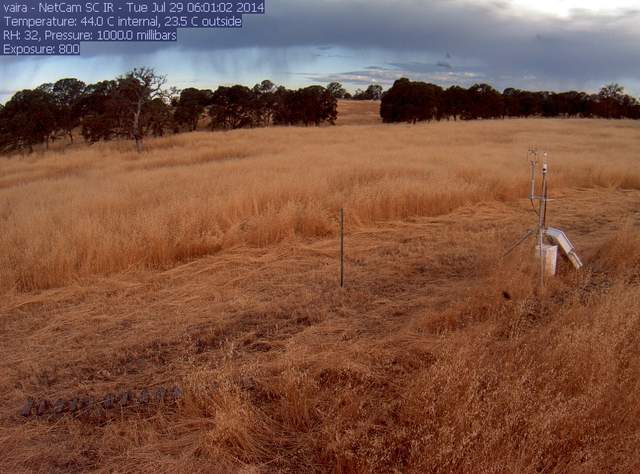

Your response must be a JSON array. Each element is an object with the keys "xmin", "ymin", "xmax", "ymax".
[{"xmin": 1, "ymin": 0, "xmax": 640, "ymax": 102}]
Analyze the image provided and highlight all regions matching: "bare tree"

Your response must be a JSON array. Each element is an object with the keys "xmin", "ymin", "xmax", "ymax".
[
  {"xmin": 599, "ymin": 83, "xmax": 624, "ymax": 101},
  {"xmin": 120, "ymin": 68, "xmax": 170, "ymax": 152}
]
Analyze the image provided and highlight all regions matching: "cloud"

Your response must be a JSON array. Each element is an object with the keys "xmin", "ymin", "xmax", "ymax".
[
  {"xmin": 170, "ymin": 1, "xmax": 640, "ymax": 76},
  {"xmin": 307, "ymin": 62, "xmax": 485, "ymax": 88},
  {"xmin": 1, "ymin": 0, "xmax": 640, "ymax": 96}
]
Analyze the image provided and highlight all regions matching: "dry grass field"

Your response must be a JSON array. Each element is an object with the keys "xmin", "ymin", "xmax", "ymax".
[{"xmin": 1, "ymin": 102, "xmax": 640, "ymax": 472}]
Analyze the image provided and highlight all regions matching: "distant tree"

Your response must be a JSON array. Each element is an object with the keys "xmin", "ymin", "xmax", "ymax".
[
  {"xmin": 380, "ymin": 78, "xmax": 442, "ymax": 123},
  {"xmin": 0, "ymin": 89, "xmax": 57, "ymax": 153},
  {"xmin": 5, "ymin": 69, "xmax": 640, "ymax": 158},
  {"xmin": 502, "ymin": 88, "xmax": 521, "ymax": 117},
  {"xmin": 50, "ymin": 78, "xmax": 86, "ymax": 143},
  {"xmin": 443, "ymin": 86, "xmax": 469, "ymax": 121},
  {"xmin": 147, "ymin": 98, "xmax": 175, "ymax": 136},
  {"xmin": 380, "ymin": 78, "xmax": 410, "ymax": 122},
  {"xmin": 538, "ymin": 92, "xmax": 559, "ymax": 118},
  {"xmin": 251, "ymin": 80, "xmax": 278, "ymax": 126},
  {"xmin": 119, "ymin": 68, "xmax": 171, "ymax": 151},
  {"xmin": 80, "ymin": 71, "xmax": 173, "ymax": 146},
  {"xmin": 379, "ymin": 78, "xmax": 640, "ymax": 123},
  {"xmin": 273, "ymin": 86, "xmax": 337, "ymax": 126},
  {"xmin": 327, "ymin": 82, "xmax": 347, "ymax": 99},
  {"xmin": 79, "ymin": 80, "xmax": 121, "ymax": 143},
  {"xmin": 465, "ymin": 83, "xmax": 503, "ymax": 120},
  {"xmin": 501, "ymin": 89, "xmax": 539, "ymax": 118},
  {"xmin": 174, "ymin": 88, "xmax": 212, "ymax": 131},
  {"xmin": 271, "ymin": 85, "xmax": 292, "ymax": 124},
  {"xmin": 599, "ymin": 83, "xmax": 625, "ymax": 101},
  {"xmin": 253, "ymin": 80, "xmax": 276, "ymax": 95},
  {"xmin": 620, "ymin": 94, "xmax": 640, "ymax": 119},
  {"xmin": 34, "ymin": 83, "xmax": 58, "ymax": 145},
  {"xmin": 554, "ymin": 91, "xmax": 589, "ymax": 118},
  {"xmin": 295, "ymin": 86, "xmax": 338, "ymax": 125},
  {"xmin": 209, "ymin": 85, "xmax": 256, "ymax": 129},
  {"xmin": 367, "ymin": 84, "xmax": 384, "ymax": 101},
  {"xmin": 354, "ymin": 84, "xmax": 384, "ymax": 100},
  {"xmin": 598, "ymin": 83, "xmax": 625, "ymax": 118}
]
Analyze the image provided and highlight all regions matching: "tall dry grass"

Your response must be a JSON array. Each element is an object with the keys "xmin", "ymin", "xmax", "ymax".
[
  {"xmin": 1, "ymin": 118, "xmax": 639, "ymax": 293},
  {"xmin": 1, "ymin": 113, "xmax": 640, "ymax": 472},
  {"xmin": 164, "ymin": 227, "xmax": 640, "ymax": 473},
  {"xmin": 4, "ymin": 221, "xmax": 636, "ymax": 473}
]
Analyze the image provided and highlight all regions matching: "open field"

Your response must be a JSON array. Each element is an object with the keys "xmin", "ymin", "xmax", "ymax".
[
  {"xmin": 335, "ymin": 100, "xmax": 383, "ymax": 125},
  {"xmin": 1, "ymin": 105, "xmax": 640, "ymax": 472}
]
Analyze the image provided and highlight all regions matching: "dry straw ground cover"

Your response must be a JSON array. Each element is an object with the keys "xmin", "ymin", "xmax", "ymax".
[{"xmin": 1, "ymin": 105, "xmax": 640, "ymax": 472}]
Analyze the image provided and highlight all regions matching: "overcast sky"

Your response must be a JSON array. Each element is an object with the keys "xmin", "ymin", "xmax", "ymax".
[{"xmin": 1, "ymin": 0, "xmax": 639, "ymax": 102}]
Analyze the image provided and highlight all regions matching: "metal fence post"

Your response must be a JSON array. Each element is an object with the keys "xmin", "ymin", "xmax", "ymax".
[{"xmin": 340, "ymin": 208, "xmax": 344, "ymax": 288}]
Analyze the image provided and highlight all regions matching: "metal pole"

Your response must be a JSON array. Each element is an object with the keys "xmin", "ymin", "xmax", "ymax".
[
  {"xmin": 340, "ymin": 208, "xmax": 344, "ymax": 288},
  {"xmin": 529, "ymin": 153, "xmax": 537, "ymax": 201},
  {"xmin": 538, "ymin": 164, "xmax": 548, "ymax": 292},
  {"xmin": 503, "ymin": 229, "xmax": 535, "ymax": 258}
]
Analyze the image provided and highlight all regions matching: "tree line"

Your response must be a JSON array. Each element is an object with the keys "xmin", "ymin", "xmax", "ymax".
[
  {"xmin": 326, "ymin": 82, "xmax": 384, "ymax": 101},
  {"xmin": 380, "ymin": 78, "xmax": 640, "ymax": 123},
  {"xmin": 2, "ymin": 70, "xmax": 639, "ymax": 154},
  {"xmin": 0, "ymin": 68, "xmax": 338, "ymax": 154}
]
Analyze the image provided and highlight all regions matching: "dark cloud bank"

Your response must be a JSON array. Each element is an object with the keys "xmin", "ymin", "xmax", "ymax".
[{"xmin": 3, "ymin": 0, "xmax": 640, "ymax": 93}]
